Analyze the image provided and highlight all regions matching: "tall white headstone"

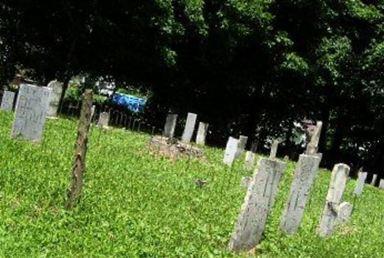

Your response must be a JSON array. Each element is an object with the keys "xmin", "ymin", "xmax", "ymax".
[
  {"xmin": 0, "ymin": 91, "xmax": 15, "ymax": 111},
  {"xmin": 235, "ymin": 135, "xmax": 248, "ymax": 158},
  {"xmin": 223, "ymin": 137, "xmax": 239, "ymax": 166},
  {"xmin": 370, "ymin": 174, "xmax": 377, "ymax": 186},
  {"xmin": 229, "ymin": 158, "xmax": 286, "ymax": 251},
  {"xmin": 181, "ymin": 112, "xmax": 197, "ymax": 143},
  {"xmin": 244, "ymin": 151, "xmax": 256, "ymax": 171},
  {"xmin": 280, "ymin": 154, "xmax": 321, "ymax": 234},
  {"xmin": 318, "ymin": 163, "xmax": 351, "ymax": 237},
  {"xmin": 11, "ymin": 84, "xmax": 51, "ymax": 142},
  {"xmin": 196, "ymin": 122, "xmax": 209, "ymax": 145},
  {"xmin": 353, "ymin": 171, "xmax": 367, "ymax": 196},
  {"xmin": 163, "ymin": 114, "xmax": 178, "ymax": 138},
  {"xmin": 47, "ymin": 80, "xmax": 64, "ymax": 117}
]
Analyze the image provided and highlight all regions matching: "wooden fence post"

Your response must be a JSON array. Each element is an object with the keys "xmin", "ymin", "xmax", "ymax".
[{"xmin": 66, "ymin": 89, "xmax": 93, "ymax": 209}]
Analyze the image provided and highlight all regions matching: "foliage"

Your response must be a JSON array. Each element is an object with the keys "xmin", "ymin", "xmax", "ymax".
[
  {"xmin": 0, "ymin": 112, "xmax": 383, "ymax": 256},
  {"xmin": 0, "ymin": 0, "xmax": 384, "ymax": 175}
]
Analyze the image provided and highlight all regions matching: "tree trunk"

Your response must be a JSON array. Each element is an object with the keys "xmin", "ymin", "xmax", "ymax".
[{"xmin": 66, "ymin": 89, "xmax": 93, "ymax": 209}]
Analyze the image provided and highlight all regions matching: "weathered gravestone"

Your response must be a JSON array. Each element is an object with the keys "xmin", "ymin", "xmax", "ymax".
[
  {"xmin": 318, "ymin": 163, "xmax": 352, "ymax": 237},
  {"xmin": 181, "ymin": 112, "xmax": 197, "ymax": 143},
  {"xmin": 305, "ymin": 121, "xmax": 322, "ymax": 155},
  {"xmin": 228, "ymin": 158, "xmax": 286, "ymax": 252},
  {"xmin": 11, "ymin": 84, "xmax": 51, "ymax": 142},
  {"xmin": 223, "ymin": 137, "xmax": 239, "ymax": 166},
  {"xmin": 0, "ymin": 91, "xmax": 15, "ymax": 111},
  {"xmin": 90, "ymin": 105, "xmax": 96, "ymax": 122},
  {"xmin": 47, "ymin": 80, "xmax": 63, "ymax": 117},
  {"xmin": 379, "ymin": 179, "xmax": 384, "ymax": 189},
  {"xmin": 269, "ymin": 139, "xmax": 279, "ymax": 159},
  {"xmin": 196, "ymin": 122, "xmax": 209, "ymax": 145},
  {"xmin": 370, "ymin": 174, "xmax": 377, "ymax": 186},
  {"xmin": 97, "ymin": 112, "xmax": 110, "ymax": 128},
  {"xmin": 163, "ymin": 114, "xmax": 178, "ymax": 138},
  {"xmin": 235, "ymin": 135, "xmax": 248, "ymax": 158},
  {"xmin": 244, "ymin": 151, "xmax": 256, "ymax": 171},
  {"xmin": 280, "ymin": 154, "xmax": 321, "ymax": 234},
  {"xmin": 353, "ymin": 171, "xmax": 367, "ymax": 196}
]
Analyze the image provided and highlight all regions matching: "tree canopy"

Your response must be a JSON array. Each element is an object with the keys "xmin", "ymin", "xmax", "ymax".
[{"xmin": 1, "ymin": 0, "xmax": 383, "ymax": 176}]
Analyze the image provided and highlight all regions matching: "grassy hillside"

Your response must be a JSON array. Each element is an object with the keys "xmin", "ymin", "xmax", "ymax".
[{"xmin": 0, "ymin": 111, "xmax": 383, "ymax": 257}]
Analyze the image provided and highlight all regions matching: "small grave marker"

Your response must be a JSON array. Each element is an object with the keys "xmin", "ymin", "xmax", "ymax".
[
  {"xmin": 379, "ymin": 179, "xmax": 384, "ymax": 189},
  {"xmin": 11, "ymin": 84, "xmax": 51, "ymax": 142},
  {"xmin": 181, "ymin": 112, "xmax": 197, "ymax": 143},
  {"xmin": 163, "ymin": 114, "xmax": 178, "ymax": 138},
  {"xmin": 235, "ymin": 135, "xmax": 248, "ymax": 158},
  {"xmin": 318, "ymin": 163, "xmax": 351, "ymax": 237},
  {"xmin": 47, "ymin": 80, "xmax": 63, "ymax": 117},
  {"xmin": 97, "ymin": 112, "xmax": 110, "ymax": 128},
  {"xmin": 229, "ymin": 158, "xmax": 286, "ymax": 251},
  {"xmin": 196, "ymin": 122, "xmax": 209, "ymax": 145},
  {"xmin": 370, "ymin": 174, "xmax": 377, "ymax": 186},
  {"xmin": 0, "ymin": 91, "xmax": 15, "ymax": 111},
  {"xmin": 223, "ymin": 137, "xmax": 239, "ymax": 166},
  {"xmin": 353, "ymin": 171, "xmax": 367, "ymax": 196},
  {"xmin": 244, "ymin": 151, "xmax": 256, "ymax": 171}
]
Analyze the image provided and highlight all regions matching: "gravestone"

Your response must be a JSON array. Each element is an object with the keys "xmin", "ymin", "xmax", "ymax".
[
  {"xmin": 305, "ymin": 121, "xmax": 322, "ymax": 155},
  {"xmin": 196, "ymin": 122, "xmax": 209, "ymax": 145},
  {"xmin": 235, "ymin": 135, "xmax": 248, "ymax": 158},
  {"xmin": 163, "ymin": 114, "xmax": 178, "ymax": 138},
  {"xmin": 223, "ymin": 137, "xmax": 239, "ymax": 166},
  {"xmin": 244, "ymin": 151, "xmax": 256, "ymax": 171},
  {"xmin": 11, "ymin": 84, "xmax": 51, "ymax": 142},
  {"xmin": 318, "ymin": 163, "xmax": 351, "ymax": 237},
  {"xmin": 228, "ymin": 158, "xmax": 286, "ymax": 251},
  {"xmin": 0, "ymin": 91, "xmax": 15, "ymax": 111},
  {"xmin": 181, "ymin": 112, "xmax": 197, "ymax": 143},
  {"xmin": 269, "ymin": 139, "xmax": 279, "ymax": 159},
  {"xmin": 370, "ymin": 174, "xmax": 377, "ymax": 185},
  {"xmin": 280, "ymin": 154, "xmax": 321, "ymax": 234},
  {"xmin": 97, "ymin": 112, "xmax": 110, "ymax": 128},
  {"xmin": 353, "ymin": 171, "xmax": 367, "ymax": 196},
  {"xmin": 379, "ymin": 179, "xmax": 384, "ymax": 189},
  {"xmin": 47, "ymin": 80, "xmax": 63, "ymax": 117}
]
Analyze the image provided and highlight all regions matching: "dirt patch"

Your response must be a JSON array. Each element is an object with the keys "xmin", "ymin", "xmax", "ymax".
[{"xmin": 148, "ymin": 136, "xmax": 204, "ymax": 160}]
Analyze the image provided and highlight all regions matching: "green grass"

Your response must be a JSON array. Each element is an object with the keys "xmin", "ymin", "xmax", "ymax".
[{"xmin": 0, "ymin": 111, "xmax": 383, "ymax": 257}]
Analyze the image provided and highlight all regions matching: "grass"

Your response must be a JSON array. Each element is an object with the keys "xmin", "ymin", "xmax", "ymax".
[{"xmin": 0, "ymin": 111, "xmax": 383, "ymax": 257}]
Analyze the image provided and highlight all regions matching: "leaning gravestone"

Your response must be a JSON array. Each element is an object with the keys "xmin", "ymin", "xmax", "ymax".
[
  {"xmin": 0, "ymin": 91, "xmax": 15, "ymax": 111},
  {"xmin": 244, "ymin": 151, "xmax": 256, "ymax": 171},
  {"xmin": 196, "ymin": 122, "xmax": 209, "ymax": 145},
  {"xmin": 46, "ymin": 80, "xmax": 63, "ymax": 117},
  {"xmin": 235, "ymin": 135, "xmax": 248, "ymax": 158},
  {"xmin": 229, "ymin": 158, "xmax": 286, "ymax": 252},
  {"xmin": 181, "ymin": 112, "xmax": 197, "ymax": 143},
  {"xmin": 318, "ymin": 163, "xmax": 351, "ymax": 237},
  {"xmin": 370, "ymin": 174, "xmax": 377, "ymax": 186},
  {"xmin": 280, "ymin": 154, "xmax": 321, "ymax": 234},
  {"xmin": 97, "ymin": 112, "xmax": 110, "ymax": 128},
  {"xmin": 223, "ymin": 137, "xmax": 239, "ymax": 166},
  {"xmin": 163, "ymin": 114, "xmax": 178, "ymax": 138},
  {"xmin": 353, "ymin": 171, "xmax": 367, "ymax": 196},
  {"xmin": 305, "ymin": 121, "xmax": 322, "ymax": 155},
  {"xmin": 11, "ymin": 84, "xmax": 51, "ymax": 142}
]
